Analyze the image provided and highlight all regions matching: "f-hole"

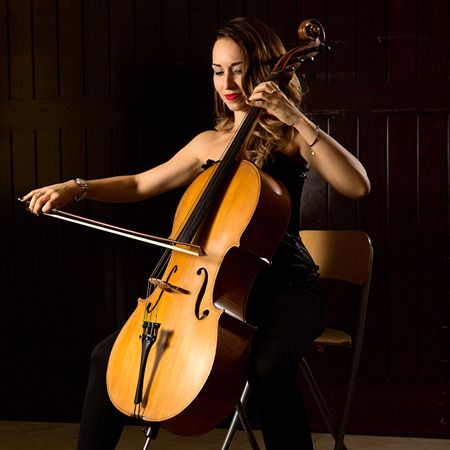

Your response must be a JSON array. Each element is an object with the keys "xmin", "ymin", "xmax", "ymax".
[{"xmin": 195, "ymin": 267, "xmax": 209, "ymax": 320}]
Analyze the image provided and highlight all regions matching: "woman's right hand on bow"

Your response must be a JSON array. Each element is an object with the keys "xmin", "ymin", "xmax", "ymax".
[{"xmin": 21, "ymin": 180, "xmax": 81, "ymax": 215}]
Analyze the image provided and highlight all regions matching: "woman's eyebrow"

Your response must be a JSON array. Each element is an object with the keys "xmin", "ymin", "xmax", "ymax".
[{"xmin": 211, "ymin": 61, "xmax": 244, "ymax": 67}]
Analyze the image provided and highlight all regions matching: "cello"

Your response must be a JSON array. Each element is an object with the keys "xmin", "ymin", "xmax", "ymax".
[{"xmin": 106, "ymin": 18, "xmax": 328, "ymax": 437}]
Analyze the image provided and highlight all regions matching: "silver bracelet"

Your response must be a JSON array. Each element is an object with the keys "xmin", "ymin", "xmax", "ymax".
[
  {"xmin": 309, "ymin": 124, "xmax": 320, "ymax": 148},
  {"xmin": 74, "ymin": 178, "xmax": 88, "ymax": 201}
]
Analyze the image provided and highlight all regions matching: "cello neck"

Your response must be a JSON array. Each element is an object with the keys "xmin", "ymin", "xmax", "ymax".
[{"xmin": 176, "ymin": 105, "xmax": 262, "ymax": 243}]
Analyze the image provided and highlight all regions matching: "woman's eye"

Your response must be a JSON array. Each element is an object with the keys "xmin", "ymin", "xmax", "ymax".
[
  {"xmin": 214, "ymin": 71, "xmax": 224, "ymax": 76},
  {"xmin": 233, "ymin": 68, "xmax": 243, "ymax": 74}
]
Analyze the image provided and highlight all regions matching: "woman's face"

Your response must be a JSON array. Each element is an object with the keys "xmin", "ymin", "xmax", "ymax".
[{"xmin": 212, "ymin": 38, "xmax": 249, "ymax": 113}]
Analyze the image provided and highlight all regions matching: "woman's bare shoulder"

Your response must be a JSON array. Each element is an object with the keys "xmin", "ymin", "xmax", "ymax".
[
  {"xmin": 187, "ymin": 129, "xmax": 232, "ymax": 161},
  {"xmin": 191, "ymin": 129, "xmax": 224, "ymax": 144}
]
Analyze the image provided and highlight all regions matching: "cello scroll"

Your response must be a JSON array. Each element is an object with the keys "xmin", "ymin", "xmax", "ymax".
[{"xmin": 270, "ymin": 18, "xmax": 329, "ymax": 88}]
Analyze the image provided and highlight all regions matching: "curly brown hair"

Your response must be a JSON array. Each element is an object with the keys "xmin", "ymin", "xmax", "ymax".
[{"xmin": 214, "ymin": 17, "xmax": 303, "ymax": 167}]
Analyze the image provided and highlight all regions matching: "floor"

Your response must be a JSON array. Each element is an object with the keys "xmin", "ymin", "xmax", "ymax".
[{"xmin": 0, "ymin": 421, "xmax": 448, "ymax": 450}]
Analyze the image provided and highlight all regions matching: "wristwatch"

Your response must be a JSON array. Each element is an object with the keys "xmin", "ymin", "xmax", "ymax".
[{"xmin": 74, "ymin": 177, "xmax": 88, "ymax": 201}]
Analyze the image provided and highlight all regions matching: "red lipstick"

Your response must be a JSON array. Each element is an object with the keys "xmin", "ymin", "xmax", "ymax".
[{"xmin": 224, "ymin": 93, "xmax": 241, "ymax": 101}]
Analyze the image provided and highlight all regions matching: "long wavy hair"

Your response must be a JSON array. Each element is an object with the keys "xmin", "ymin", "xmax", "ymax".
[{"xmin": 214, "ymin": 17, "xmax": 303, "ymax": 168}]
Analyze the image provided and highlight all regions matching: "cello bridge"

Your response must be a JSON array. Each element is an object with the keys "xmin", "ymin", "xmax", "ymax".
[{"xmin": 149, "ymin": 277, "xmax": 190, "ymax": 295}]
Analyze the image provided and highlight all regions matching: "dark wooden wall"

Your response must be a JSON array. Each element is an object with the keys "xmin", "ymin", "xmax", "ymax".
[{"xmin": 0, "ymin": 0, "xmax": 448, "ymax": 439}]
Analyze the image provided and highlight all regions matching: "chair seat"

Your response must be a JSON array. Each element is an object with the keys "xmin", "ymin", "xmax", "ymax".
[{"xmin": 313, "ymin": 328, "xmax": 352, "ymax": 351}]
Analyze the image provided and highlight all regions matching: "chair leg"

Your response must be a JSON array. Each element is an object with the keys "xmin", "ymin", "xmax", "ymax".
[
  {"xmin": 334, "ymin": 287, "xmax": 369, "ymax": 450},
  {"xmin": 221, "ymin": 407, "xmax": 240, "ymax": 450},
  {"xmin": 333, "ymin": 347, "xmax": 364, "ymax": 449},
  {"xmin": 221, "ymin": 381, "xmax": 260, "ymax": 450},
  {"xmin": 299, "ymin": 357, "xmax": 347, "ymax": 450},
  {"xmin": 332, "ymin": 356, "xmax": 359, "ymax": 450}
]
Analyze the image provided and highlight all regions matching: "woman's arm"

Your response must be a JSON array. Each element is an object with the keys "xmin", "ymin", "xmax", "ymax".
[
  {"xmin": 22, "ymin": 132, "xmax": 212, "ymax": 215},
  {"xmin": 292, "ymin": 114, "xmax": 370, "ymax": 199},
  {"xmin": 247, "ymin": 81, "xmax": 371, "ymax": 199}
]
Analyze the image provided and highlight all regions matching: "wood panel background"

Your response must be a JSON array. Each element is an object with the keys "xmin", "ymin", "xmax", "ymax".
[{"xmin": 0, "ymin": 0, "xmax": 448, "ymax": 439}]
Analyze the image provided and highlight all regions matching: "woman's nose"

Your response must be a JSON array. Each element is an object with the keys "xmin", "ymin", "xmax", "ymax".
[{"xmin": 224, "ymin": 72, "xmax": 237, "ymax": 89}]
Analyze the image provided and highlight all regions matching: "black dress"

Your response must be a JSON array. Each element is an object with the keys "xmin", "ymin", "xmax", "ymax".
[{"xmin": 76, "ymin": 153, "xmax": 327, "ymax": 450}]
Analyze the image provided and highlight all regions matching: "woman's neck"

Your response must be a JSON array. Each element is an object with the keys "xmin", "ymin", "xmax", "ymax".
[{"xmin": 232, "ymin": 110, "xmax": 248, "ymax": 132}]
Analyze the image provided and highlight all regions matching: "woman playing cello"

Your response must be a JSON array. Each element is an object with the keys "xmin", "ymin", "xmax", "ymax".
[{"xmin": 23, "ymin": 16, "xmax": 370, "ymax": 450}]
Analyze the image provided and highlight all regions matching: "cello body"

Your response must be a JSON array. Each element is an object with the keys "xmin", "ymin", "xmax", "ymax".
[{"xmin": 106, "ymin": 160, "xmax": 291, "ymax": 434}]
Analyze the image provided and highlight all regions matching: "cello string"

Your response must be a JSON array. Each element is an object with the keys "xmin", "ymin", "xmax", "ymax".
[
  {"xmin": 161, "ymin": 104, "xmax": 256, "ymax": 245},
  {"xmin": 143, "ymin": 248, "xmax": 172, "ymax": 323},
  {"xmin": 171, "ymin": 65, "xmax": 311, "ymax": 244},
  {"xmin": 140, "ymin": 80, "xmax": 271, "ymax": 325},
  {"xmin": 139, "ymin": 87, "xmax": 268, "ymax": 325},
  {"xmin": 171, "ymin": 107, "xmax": 261, "ymax": 244},
  {"xmin": 172, "ymin": 49, "xmax": 314, "ymax": 239}
]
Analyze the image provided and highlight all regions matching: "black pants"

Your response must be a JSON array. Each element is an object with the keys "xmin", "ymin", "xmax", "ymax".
[{"xmin": 77, "ymin": 274, "xmax": 326, "ymax": 450}]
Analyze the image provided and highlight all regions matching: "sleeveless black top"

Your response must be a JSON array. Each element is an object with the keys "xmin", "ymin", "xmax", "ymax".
[{"xmin": 262, "ymin": 152, "xmax": 318, "ymax": 282}]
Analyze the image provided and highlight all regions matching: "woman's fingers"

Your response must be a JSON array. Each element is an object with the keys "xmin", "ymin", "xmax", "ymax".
[
  {"xmin": 22, "ymin": 186, "xmax": 63, "ymax": 215},
  {"xmin": 247, "ymin": 84, "xmax": 287, "ymax": 113},
  {"xmin": 247, "ymin": 82, "xmax": 300, "ymax": 127},
  {"xmin": 248, "ymin": 82, "xmax": 280, "ymax": 102},
  {"xmin": 28, "ymin": 190, "xmax": 49, "ymax": 214}
]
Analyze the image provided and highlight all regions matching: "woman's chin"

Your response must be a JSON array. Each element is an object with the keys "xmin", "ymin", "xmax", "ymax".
[{"xmin": 226, "ymin": 101, "xmax": 250, "ymax": 113}]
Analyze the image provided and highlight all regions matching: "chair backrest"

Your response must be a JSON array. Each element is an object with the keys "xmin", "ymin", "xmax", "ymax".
[{"xmin": 299, "ymin": 230, "xmax": 373, "ymax": 286}]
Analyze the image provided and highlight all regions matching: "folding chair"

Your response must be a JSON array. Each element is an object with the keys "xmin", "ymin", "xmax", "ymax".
[
  {"xmin": 222, "ymin": 230, "xmax": 372, "ymax": 450},
  {"xmin": 298, "ymin": 230, "xmax": 373, "ymax": 450}
]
